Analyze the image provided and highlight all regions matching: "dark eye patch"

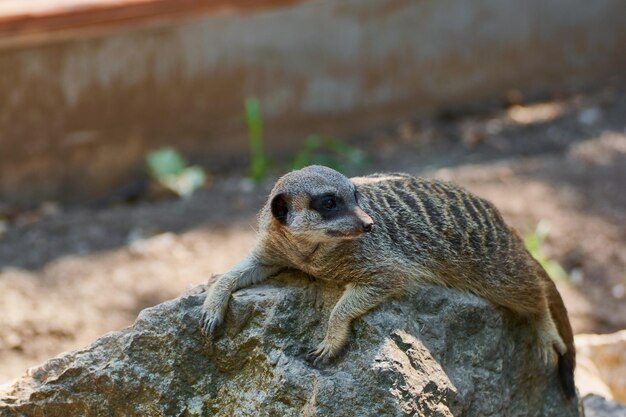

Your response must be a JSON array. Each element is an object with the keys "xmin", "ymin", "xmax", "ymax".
[
  {"xmin": 310, "ymin": 193, "xmax": 344, "ymax": 219},
  {"xmin": 321, "ymin": 196, "xmax": 336, "ymax": 210}
]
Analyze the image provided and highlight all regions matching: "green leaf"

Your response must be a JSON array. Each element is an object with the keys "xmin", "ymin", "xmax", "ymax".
[
  {"xmin": 161, "ymin": 166, "xmax": 206, "ymax": 199},
  {"xmin": 290, "ymin": 135, "xmax": 366, "ymax": 174},
  {"xmin": 146, "ymin": 147, "xmax": 206, "ymax": 198},
  {"xmin": 524, "ymin": 220, "xmax": 569, "ymax": 282},
  {"xmin": 146, "ymin": 147, "xmax": 187, "ymax": 178}
]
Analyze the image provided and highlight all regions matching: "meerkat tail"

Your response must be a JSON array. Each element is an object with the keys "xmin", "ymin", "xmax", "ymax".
[{"xmin": 542, "ymin": 272, "xmax": 576, "ymax": 399}]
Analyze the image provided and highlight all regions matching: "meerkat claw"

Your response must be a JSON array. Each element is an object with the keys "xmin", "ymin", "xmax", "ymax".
[
  {"xmin": 305, "ymin": 343, "xmax": 337, "ymax": 367},
  {"xmin": 304, "ymin": 350, "xmax": 316, "ymax": 365},
  {"xmin": 199, "ymin": 310, "xmax": 223, "ymax": 337},
  {"xmin": 305, "ymin": 350, "xmax": 326, "ymax": 367}
]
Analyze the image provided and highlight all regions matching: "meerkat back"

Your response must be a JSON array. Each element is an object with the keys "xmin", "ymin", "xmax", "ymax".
[{"xmin": 351, "ymin": 172, "xmax": 576, "ymax": 398}]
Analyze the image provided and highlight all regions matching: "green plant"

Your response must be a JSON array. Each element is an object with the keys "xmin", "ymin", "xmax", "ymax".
[
  {"xmin": 245, "ymin": 97, "xmax": 269, "ymax": 183},
  {"xmin": 524, "ymin": 220, "xmax": 569, "ymax": 282},
  {"xmin": 291, "ymin": 134, "xmax": 366, "ymax": 174},
  {"xmin": 243, "ymin": 97, "xmax": 366, "ymax": 182},
  {"xmin": 146, "ymin": 147, "xmax": 206, "ymax": 198}
]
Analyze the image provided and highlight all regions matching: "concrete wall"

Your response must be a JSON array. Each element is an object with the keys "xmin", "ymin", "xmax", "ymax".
[{"xmin": 2, "ymin": 0, "xmax": 626, "ymax": 205}]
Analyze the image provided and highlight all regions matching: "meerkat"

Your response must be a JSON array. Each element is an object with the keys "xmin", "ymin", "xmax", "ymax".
[{"xmin": 199, "ymin": 165, "xmax": 576, "ymax": 399}]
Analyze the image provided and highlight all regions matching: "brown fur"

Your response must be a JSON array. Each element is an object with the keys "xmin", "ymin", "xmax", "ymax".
[{"xmin": 200, "ymin": 165, "xmax": 576, "ymax": 398}]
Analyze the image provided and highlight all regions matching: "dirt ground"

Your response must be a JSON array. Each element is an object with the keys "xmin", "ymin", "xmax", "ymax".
[{"xmin": 1, "ymin": 79, "xmax": 625, "ymax": 385}]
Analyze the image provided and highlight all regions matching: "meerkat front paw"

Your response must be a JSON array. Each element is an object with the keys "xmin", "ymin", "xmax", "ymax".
[
  {"xmin": 305, "ymin": 340, "xmax": 342, "ymax": 367},
  {"xmin": 199, "ymin": 283, "xmax": 230, "ymax": 337},
  {"xmin": 199, "ymin": 305, "xmax": 225, "ymax": 337}
]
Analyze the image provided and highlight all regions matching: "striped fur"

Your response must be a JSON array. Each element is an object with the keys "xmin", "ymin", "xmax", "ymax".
[{"xmin": 200, "ymin": 166, "xmax": 576, "ymax": 399}]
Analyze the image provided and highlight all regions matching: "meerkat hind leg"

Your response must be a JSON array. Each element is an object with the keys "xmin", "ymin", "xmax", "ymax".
[
  {"xmin": 499, "ymin": 293, "xmax": 565, "ymax": 368},
  {"xmin": 306, "ymin": 283, "xmax": 395, "ymax": 367},
  {"xmin": 536, "ymin": 310, "xmax": 566, "ymax": 367},
  {"xmin": 200, "ymin": 256, "xmax": 282, "ymax": 336},
  {"xmin": 479, "ymin": 278, "xmax": 566, "ymax": 368}
]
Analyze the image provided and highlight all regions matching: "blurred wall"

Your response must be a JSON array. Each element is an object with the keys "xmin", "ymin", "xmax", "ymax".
[{"xmin": 1, "ymin": 0, "xmax": 626, "ymax": 205}]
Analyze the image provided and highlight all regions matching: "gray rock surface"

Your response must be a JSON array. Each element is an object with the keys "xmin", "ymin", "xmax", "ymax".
[
  {"xmin": 583, "ymin": 395, "xmax": 626, "ymax": 417},
  {"xmin": 0, "ymin": 273, "xmax": 581, "ymax": 416}
]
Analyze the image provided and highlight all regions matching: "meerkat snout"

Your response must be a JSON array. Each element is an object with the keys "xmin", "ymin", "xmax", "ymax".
[{"xmin": 355, "ymin": 206, "xmax": 374, "ymax": 232}]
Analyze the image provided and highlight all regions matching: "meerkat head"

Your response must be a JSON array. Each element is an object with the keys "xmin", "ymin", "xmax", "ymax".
[{"xmin": 265, "ymin": 165, "xmax": 374, "ymax": 243}]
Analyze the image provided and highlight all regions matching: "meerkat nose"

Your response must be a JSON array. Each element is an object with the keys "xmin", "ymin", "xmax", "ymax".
[{"xmin": 354, "ymin": 206, "xmax": 374, "ymax": 233}]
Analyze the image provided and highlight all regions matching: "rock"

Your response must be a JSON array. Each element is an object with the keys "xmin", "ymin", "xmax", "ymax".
[
  {"xmin": 583, "ymin": 394, "xmax": 626, "ymax": 417},
  {"xmin": 576, "ymin": 330, "xmax": 626, "ymax": 402},
  {"xmin": 577, "ymin": 107, "xmax": 602, "ymax": 126},
  {"xmin": 0, "ymin": 273, "xmax": 580, "ymax": 416}
]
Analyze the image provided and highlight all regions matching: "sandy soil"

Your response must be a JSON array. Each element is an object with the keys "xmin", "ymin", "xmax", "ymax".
[{"xmin": 1, "ymin": 80, "xmax": 625, "ymax": 384}]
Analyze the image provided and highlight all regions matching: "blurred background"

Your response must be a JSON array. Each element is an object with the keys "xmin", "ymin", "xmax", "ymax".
[{"xmin": 0, "ymin": 0, "xmax": 625, "ymax": 402}]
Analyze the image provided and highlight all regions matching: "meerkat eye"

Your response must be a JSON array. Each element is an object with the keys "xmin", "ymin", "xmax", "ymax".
[
  {"xmin": 321, "ymin": 196, "xmax": 337, "ymax": 210},
  {"xmin": 310, "ymin": 193, "xmax": 341, "ymax": 214}
]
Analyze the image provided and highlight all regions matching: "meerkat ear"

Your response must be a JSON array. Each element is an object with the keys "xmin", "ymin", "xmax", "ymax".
[{"xmin": 271, "ymin": 193, "xmax": 289, "ymax": 224}]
